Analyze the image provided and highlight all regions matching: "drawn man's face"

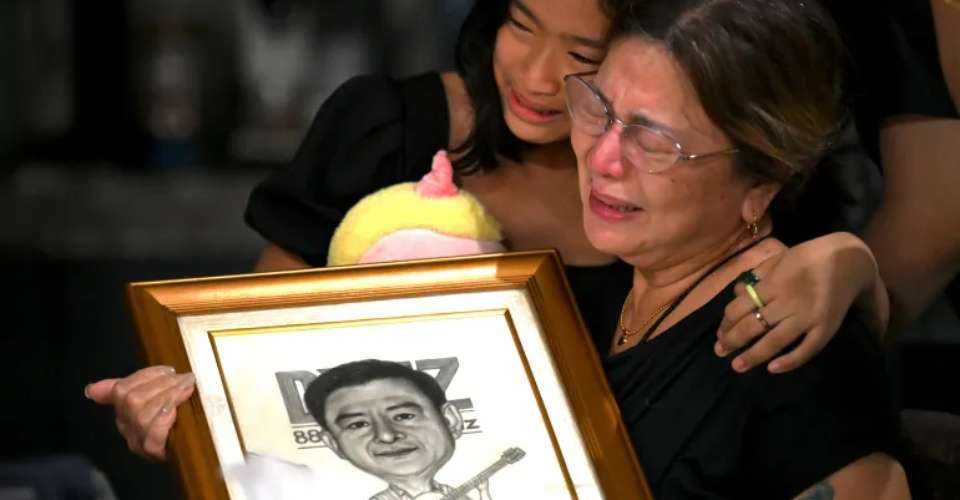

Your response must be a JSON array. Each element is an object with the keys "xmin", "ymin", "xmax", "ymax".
[{"xmin": 320, "ymin": 378, "xmax": 463, "ymax": 481}]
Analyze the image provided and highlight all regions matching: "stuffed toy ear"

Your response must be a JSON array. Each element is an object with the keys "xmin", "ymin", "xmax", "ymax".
[
  {"xmin": 416, "ymin": 150, "xmax": 458, "ymax": 198},
  {"xmin": 327, "ymin": 150, "xmax": 504, "ymax": 266}
]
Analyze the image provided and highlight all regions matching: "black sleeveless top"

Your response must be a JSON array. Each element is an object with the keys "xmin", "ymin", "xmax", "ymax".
[{"xmin": 605, "ymin": 282, "xmax": 898, "ymax": 499}]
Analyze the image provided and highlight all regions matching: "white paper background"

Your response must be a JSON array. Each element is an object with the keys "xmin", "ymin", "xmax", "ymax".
[{"xmin": 178, "ymin": 289, "xmax": 603, "ymax": 500}]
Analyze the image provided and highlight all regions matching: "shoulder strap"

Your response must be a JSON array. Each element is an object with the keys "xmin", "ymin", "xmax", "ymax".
[{"xmin": 639, "ymin": 237, "xmax": 767, "ymax": 342}]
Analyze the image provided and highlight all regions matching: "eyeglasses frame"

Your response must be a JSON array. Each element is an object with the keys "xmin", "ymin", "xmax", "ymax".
[{"xmin": 563, "ymin": 74, "xmax": 739, "ymax": 173}]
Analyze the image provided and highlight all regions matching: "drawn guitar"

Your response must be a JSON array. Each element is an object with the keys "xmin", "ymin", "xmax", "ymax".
[{"xmin": 414, "ymin": 447, "xmax": 526, "ymax": 500}]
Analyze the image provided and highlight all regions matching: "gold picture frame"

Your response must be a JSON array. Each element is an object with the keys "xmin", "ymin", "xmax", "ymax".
[{"xmin": 127, "ymin": 251, "xmax": 652, "ymax": 500}]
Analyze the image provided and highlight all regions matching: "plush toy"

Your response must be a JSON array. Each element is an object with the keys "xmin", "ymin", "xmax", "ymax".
[{"xmin": 327, "ymin": 150, "xmax": 505, "ymax": 266}]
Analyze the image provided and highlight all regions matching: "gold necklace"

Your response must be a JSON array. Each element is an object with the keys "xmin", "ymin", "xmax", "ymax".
[{"xmin": 616, "ymin": 288, "xmax": 676, "ymax": 346}]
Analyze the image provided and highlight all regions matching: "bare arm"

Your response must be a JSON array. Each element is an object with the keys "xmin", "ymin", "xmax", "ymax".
[
  {"xmin": 863, "ymin": 116, "xmax": 960, "ymax": 332},
  {"xmin": 793, "ymin": 453, "xmax": 909, "ymax": 500},
  {"xmin": 253, "ymin": 243, "xmax": 313, "ymax": 272},
  {"xmin": 932, "ymin": 0, "xmax": 960, "ymax": 109},
  {"xmin": 863, "ymin": 1, "xmax": 960, "ymax": 331}
]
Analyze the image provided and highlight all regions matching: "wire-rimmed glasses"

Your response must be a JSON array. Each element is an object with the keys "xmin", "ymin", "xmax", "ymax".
[{"xmin": 564, "ymin": 74, "xmax": 739, "ymax": 173}]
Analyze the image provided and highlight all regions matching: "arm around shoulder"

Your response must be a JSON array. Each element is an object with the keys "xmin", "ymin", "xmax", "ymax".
[{"xmin": 716, "ymin": 231, "xmax": 888, "ymax": 373}]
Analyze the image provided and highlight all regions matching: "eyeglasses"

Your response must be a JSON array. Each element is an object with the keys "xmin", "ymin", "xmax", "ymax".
[{"xmin": 564, "ymin": 74, "xmax": 739, "ymax": 174}]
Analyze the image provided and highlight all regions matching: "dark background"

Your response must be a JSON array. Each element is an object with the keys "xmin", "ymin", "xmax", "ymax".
[
  {"xmin": 0, "ymin": 1, "xmax": 468, "ymax": 498},
  {"xmin": 1, "ymin": 1, "xmax": 957, "ymax": 499}
]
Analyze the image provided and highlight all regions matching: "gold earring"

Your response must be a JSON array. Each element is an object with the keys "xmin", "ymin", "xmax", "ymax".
[{"xmin": 746, "ymin": 215, "xmax": 760, "ymax": 238}]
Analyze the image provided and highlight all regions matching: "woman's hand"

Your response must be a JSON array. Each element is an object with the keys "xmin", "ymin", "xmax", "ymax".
[
  {"xmin": 716, "ymin": 232, "xmax": 888, "ymax": 373},
  {"xmin": 84, "ymin": 366, "xmax": 196, "ymax": 460},
  {"xmin": 83, "ymin": 245, "xmax": 301, "ymax": 462}
]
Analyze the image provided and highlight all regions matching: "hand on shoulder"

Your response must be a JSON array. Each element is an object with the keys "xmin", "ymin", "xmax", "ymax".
[{"xmin": 717, "ymin": 232, "xmax": 886, "ymax": 374}]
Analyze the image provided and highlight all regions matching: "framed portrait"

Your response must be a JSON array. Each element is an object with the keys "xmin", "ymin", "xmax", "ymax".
[{"xmin": 127, "ymin": 251, "xmax": 652, "ymax": 500}]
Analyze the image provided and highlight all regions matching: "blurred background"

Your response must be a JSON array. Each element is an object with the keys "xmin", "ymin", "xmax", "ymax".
[
  {"xmin": 1, "ymin": 1, "xmax": 958, "ymax": 499},
  {"xmin": 1, "ymin": 1, "xmax": 469, "ymax": 498}
]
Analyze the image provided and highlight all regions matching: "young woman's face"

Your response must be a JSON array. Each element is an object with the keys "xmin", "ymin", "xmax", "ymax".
[{"xmin": 493, "ymin": 0, "xmax": 609, "ymax": 145}]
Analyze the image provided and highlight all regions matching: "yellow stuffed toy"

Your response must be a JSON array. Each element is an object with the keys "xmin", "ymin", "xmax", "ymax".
[{"xmin": 327, "ymin": 150, "xmax": 505, "ymax": 266}]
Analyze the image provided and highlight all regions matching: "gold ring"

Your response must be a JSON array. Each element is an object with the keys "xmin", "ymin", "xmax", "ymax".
[
  {"xmin": 744, "ymin": 283, "xmax": 765, "ymax": 309},
  {"xmin": 753, "ymin": 309, "xmax": 771, "ymax": 330}
]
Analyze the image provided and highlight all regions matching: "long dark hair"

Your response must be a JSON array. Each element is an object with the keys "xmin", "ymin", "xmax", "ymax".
[
  {"xmin": 450, "ymin": 0, "xmax": 621, "ymax": 174},
  {"xmin": 450, "ymin": 0, "xmax": 524, "ymax": 174}
]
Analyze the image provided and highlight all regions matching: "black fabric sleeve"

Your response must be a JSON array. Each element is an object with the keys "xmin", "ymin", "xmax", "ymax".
[
  {"xmin": 745, "ymin": 316, "xmax": 899, "ymax": 499},
  {"xmin": 244, "ymin": 73, "xmax": 448, "ymax": 266},
  {"xmin": 772, "ymin": 120, "xmax": 883, "ymax": 246}
]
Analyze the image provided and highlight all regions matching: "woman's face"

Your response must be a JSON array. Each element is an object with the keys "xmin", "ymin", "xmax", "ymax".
[
  {"xmin": 571, "ymin": 38, "xmax": 769, "ymax": 268},
  {"xmin": 493, "ymin": 0, "xmax": 608, "ymax": 145}
]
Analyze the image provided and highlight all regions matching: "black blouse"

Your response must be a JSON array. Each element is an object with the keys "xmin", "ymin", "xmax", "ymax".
[{"xmin": 605, "ymin": 282, "xmax": 898, "ymax": 499}]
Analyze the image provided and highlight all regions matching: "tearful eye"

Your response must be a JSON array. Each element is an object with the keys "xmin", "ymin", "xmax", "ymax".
[
  {"xmin": 571, "ymin": 101, "xmax": 609, "ymax": 134},
  {"xmin": 624, "ymin": 127, "xmax": 681, "ymax": 170},
  {"xmin": 569, "ymin": 52, "xmax": 601, "ymax": 65},
  {"xmin": 507, "ymin": 16, "xmax": 532, "ymax": 33},
  {"xmin": 635, "ymin": 128, "xmax": 678, "ymax": 155}
]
